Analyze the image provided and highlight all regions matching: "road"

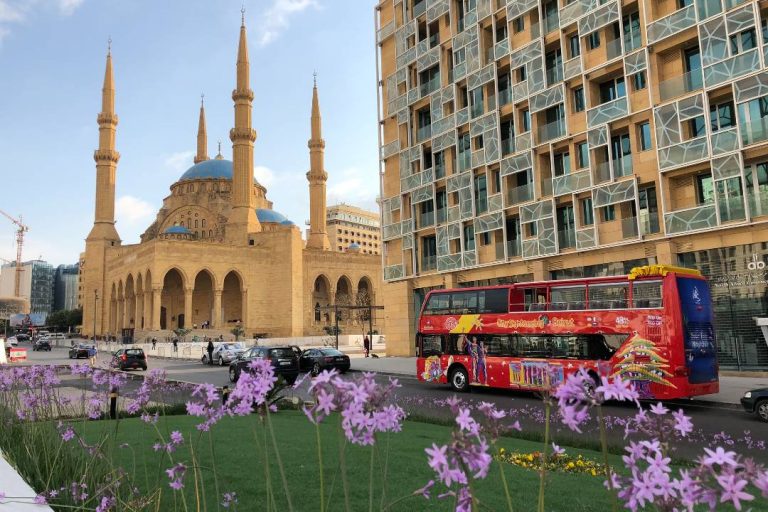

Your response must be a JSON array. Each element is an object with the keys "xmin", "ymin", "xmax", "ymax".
[{"xmin": 17, "ymin": 346, "xmax": 768, "ymax": 462}]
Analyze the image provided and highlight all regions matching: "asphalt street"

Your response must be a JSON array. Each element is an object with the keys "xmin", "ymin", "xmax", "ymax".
[{"xmin": 18, "ymin": 346, "xmax": 768, "ymax": 462}]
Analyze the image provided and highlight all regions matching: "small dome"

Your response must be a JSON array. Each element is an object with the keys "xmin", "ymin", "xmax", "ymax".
[
  {"xmin": 280, "ymin": 219, "xmax": 294, "ymax": 226},
  {"xmin": 164, "ymin": 225, "xmax": 191, "ymax": 234},
  {"xmin": 179, "ymin": 159, "xmax": 260, "ymax": 185},
  {"xmin": 255, "ymin": 208, "xmax": 292, "ymax": 224}
]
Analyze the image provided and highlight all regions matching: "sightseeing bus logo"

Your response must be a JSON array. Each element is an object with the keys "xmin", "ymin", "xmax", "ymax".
[
  {"xmin": 615, "ymin": 316, "xmax": 629, "ymax": 327},
  {"xmin": 748, "ymin": 254, "xmax": 766, "ymax": 271},
  {"xmin": 444, "ymin": 317, "xmax": 459, "ymax": 331}
]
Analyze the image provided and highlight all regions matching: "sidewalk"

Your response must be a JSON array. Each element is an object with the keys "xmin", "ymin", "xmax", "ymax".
[
  {"xmin": 348, "ymin": 357, "xmax": 766, "ymax": 406},
  {"xmin": 0, "ymin": 450, "xmax": 53, "ymax": 511}
]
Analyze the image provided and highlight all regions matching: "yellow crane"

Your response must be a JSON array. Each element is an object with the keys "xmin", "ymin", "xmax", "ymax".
[{"xmin": 0, "ymin": 209, "xmax": 29, "ymax": 298}]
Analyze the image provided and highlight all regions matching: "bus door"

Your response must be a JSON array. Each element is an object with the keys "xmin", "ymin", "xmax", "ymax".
[{"xmin": 676, "ymin": 277, "xmax": 718, "ymax": 383}]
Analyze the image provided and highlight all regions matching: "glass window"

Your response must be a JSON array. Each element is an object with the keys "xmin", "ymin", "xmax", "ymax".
[
  {"xmin": 599, "ymin": 77, "xmax": 625, "ymax": 103},
  {"xmin": 623, "ymin": 12, "xmax": 641, "ymax": 51},
  {"xmin": 696, "ymin": 174, "xmax": 714, "ymax": 204},
  {"xmin": 632, "ymin": 280, "xmax": 663, "ymax": 308},
  {"xmin": 424, "ymin": 293, "xmax": 451, "ymax": 314},
  {"xmin": 452, "ymin": 291, "xmax": 478, "ymax": 313},
  {"xmin": 573, "ymin": 87, "xmax": 585, "ymax": 112},
  {"xmin": 709, "ymin": 101, "xmax": 735, "ymax": 132},
  {"xmin": 576, "ymin": 142, "xmax": 589, "ymax": 168},
  {"xmin": 420, "ymin": 335, "xmax": 443, "ymax": 357},
  {"xmin": 464, "ymin": 224, "xmax": 475, "ymax": 251},
  {"xmin": 517, "ymin": 65, "xmax": 527, "ymax": 82},
  {"xmin": 588, "ymin": 282, "xmax": 629, "ymax": 309},
  {"xmin": 688, "ymin": 115, "xmax": 706, "ymax": 138},
  {"xmin": 581, "ymin": 197, "xmax": 594, "ymax": 225},
  {"xmin": 553, "ymin": 151, "xmax": 571, "ymax": 176},
  {"xmin": 478, "ymin": 289, "xmax": 509, "ymax": 313},
  {"xmin": 484, "ymin": 335, "xmax": 514, "ymax": 356},
  {"xmin": 569, "ymin": 35, "xmax": 581, "ymax": 58},
  {"xmin": 588, "ymin": 31, "xmax": 600, "ymax": 49},
  {"xmin": 550, "ymin": 285, "xmax": 586, "ymax": 310},
  {"xmin": 474, "ymin": 174, "xmax": 488, "ymax": 214},
  {"xmin": 639, "ymin": 122, "xmax": 652, "ymax": 151},
  {"xmin": 632, "ymin": 71, "xmax": 646, "ymax": 91},
  {"xmin": 730, "ymin": 29, "xmax": 756, "ymax": 55},
  {"xmin": 521, "ymin": 109, "xmax": 531, "ymax": 131},
  {"xmin": 513, "ymin": 16, "xmax": 525, "ymax": 33},
  {"xmin": 602, "ymin": 204, "xmax": 616, "ymax": 221}
]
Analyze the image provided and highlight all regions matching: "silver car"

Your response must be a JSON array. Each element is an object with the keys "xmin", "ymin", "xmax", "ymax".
[{"xmin": 205, "ymin": 342, "xmax": 246, "ymax": 366}]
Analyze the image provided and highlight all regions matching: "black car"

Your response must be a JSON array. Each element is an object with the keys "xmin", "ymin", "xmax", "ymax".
[
  {"xmin": 229, "ymin": 346, "xmax": 299, "ymax": 385},
  {"xmin": 741, "ymin": 387, "xmax": 768, "ymax": 422},
  {"xmin": 15, "ymin": 334, "xmax": 29, "ymax": 343},
  {"xmin": 33, "ymin": 339, "xmax": 51, "ymax": 351},
  {"xmin": 68, "ymin": 344, "xmax": 93, "ymax": 359},
  {"xmin": 299, "ymin": 348, "xmax": 351, "ymax": 375},
  {"xmin": 110, "ymin": 348, "xmax": 147, "ymax": 371}
]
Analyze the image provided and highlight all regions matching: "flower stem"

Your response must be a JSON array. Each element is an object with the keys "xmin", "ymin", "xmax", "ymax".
[
  {"xmin": 497, "ymin": 450, "xmax": 514, "ymax": 512},
  {"xmin": 537, "ymin": 399, "xmax": 551, "ymax": 512},
  {"xmin": 266, "ymin": 407, "xmax": 294, "ymax": 512},
  {"xmin": 368, "ymin": 445, "xmax": 375, "ymax": 512},
  {"xmin": 597, "ymin": 405, "xmax": 617, "ymax": 512},
  {"xmin": 315, "ymin": 422, "xmax": 325, "ymax": 512},
  {"xmin": 338, "ymin": 423, "xmax": 351, "ymax": 512}
]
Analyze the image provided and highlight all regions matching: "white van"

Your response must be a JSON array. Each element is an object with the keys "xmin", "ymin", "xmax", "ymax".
[{"xmin": 48, "ymin": 333, "xmax": 66, "ymax": 340}]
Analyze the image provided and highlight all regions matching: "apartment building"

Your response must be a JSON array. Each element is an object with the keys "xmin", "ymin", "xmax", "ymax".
[
  {"xmin": 325, "ymin": 204, "xmax": 382, "ymax": 254},
  {"xmin": 375, "ymin": 0, "xmax": 768, "ymax": 369}
]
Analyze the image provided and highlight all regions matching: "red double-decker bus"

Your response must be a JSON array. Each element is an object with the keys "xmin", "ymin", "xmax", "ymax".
[{"xmin": 416, "ymin": 265, "xmax": 719, "ymax": 400}]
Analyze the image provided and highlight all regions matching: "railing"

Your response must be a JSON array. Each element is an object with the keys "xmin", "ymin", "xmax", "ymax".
[
  {"xmin": 499, "ymin": 87, "xmax": 512, "ymax": 106},
  {"xmin": 658, "ymin": 69, "xmax": 703, "ymax": 102},
  {"xmin": 613, "ymin": 156, "xmax": 632, "ymax": 178},
  {"xmin": 457, "ymin": 152, "xmax": 472, "ymax": 171},
  {"xmin": 748, "ymin": 188, "xmax": 768, "ymax": 217},
  {"xmin": 413, "ymin": 0, "xmax": 426, "ymax": 17},
  {"xmin": 501, "ymin": 137, "xmax": 515, "ymax": 156},
  {"xmin": 640, "ymin": 213, "xmax": 660, "ymax": 235},
  {"xmin": 428, "ymin": 32, "xmax": 439, "ymax": 48},
  {"xmin": 646, "ymin": 4, "xmax": 696, "ymax": 45},
  {"xmin": 717, "ymin": 195, "xmax": 746, "ymax": 223},
  {"xmin": 553, "ymin": 169, "xmax": 591, "ymax": 196},
  {"xmin": 419, "ymin": 211, "xmax": 435, "ymax": 229},
  {"xmin": 507, "ymin": 239, "xmax": 522, "ymax": 257},
  {"xmin": 594, "ymin": 161, "xmax": 612, "ymax": 183},
  {"xmin": 436, "ymin": 207, "xmax": 447, "ymax": 224},
  {"xmin": 586, "ymin": 96, "xmax": 628, "ymax": 128},
  {"xmin": 545, "ymin": 66, "xmax": 563, "ymax": 87},
  {"xmin": 416, "ymin": 124, "xmax": 432, "ymax": 142},
  {"xmin": 486, "ymin": 46, "xmax": 495, "ymax": 64},
  {"xmin": 704, "ymin": 49, "xmax": 758, "ymax": 88},
  {"xmin": 740, "ymin": 119, "xmax": 768, "ymax": 146},
  {"xmin": 696, "ymin": 0, "xmax": 721, "ymax": 20},
  {"xmin": 470, "ymin": 101, "xmax": 484, "ymax": 119},
  {"xmin": 711, "ymin": 127, "xmax": 739, "ymax": 155},
  {"xmin": 606, "ymin": 38, "xmax": 623, "ymax": 60},
  {"xmin": 495, "ymin": 242, "xmax": 505, "ymax": 260},
  {"xmin": 421, "ymin": 255, "xmax": 436, "ymax": 272},
  {"xmin": 435, "ymin": 162, "xmax": 446, "ymax": 179},
  {"xmin": 538, "ymin": 119, "xmax": 566, "ymax": 143},
  {"xmin": 557, "ymin": 229, "xmax": 576, "ymax": 249},
  {"xmin": 507, "ymin": 183, "xmax": 533, "ymax": 205},
  {"xmin": 544, "ymin": 12, "xmax": 559, "ymax": 33},
  {"xmin": 541, "ymin": 177, "xmax": 553, "ymax": 197},
  {"xmin": 624, "ymin": 32, "xmax": 642, "ymax": 53},
  {"xmin": 658, "ymin": 136, "xmax": 708, "ymax": 169},
  {"xmin": 621, "ymin": 216, "xmax": 639, "ymax": 238},
  {"xmin": 664, "ymin": 203, "xmax": 718, "ymax": 233},
  {"xmin": 420, "ymin": 76, "xmax": 440, "ymax": 97}
]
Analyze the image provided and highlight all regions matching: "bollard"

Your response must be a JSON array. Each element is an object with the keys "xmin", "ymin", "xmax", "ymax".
[
  {"xmin": 109, "ymin": 387, "xmax": 118, "ymax": 420},
  {"xmin": 222, "ymin": 385, "xmax": 230, "ymax": 405}
]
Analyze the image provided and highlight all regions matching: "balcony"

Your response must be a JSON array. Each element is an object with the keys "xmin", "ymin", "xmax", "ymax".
[
  {"xmin": 658, "ymin": 136, "xmax": 708, "ymax": 169},
  {"xmin": 621, "ymin": 216, "xmax": 639, "ymax": 238},
  {"xmin": 507, "ymin": 183, "xmax": 533, "ymax": 205},
  {"xmin": 420, "ymin": 76, "xmax": 440, "ymax": 97},
  {"xmin": 646, "ymin": 4, "xmax": 696, "ymax": 45},
  {"xmin": 664, "ymin": 203, "xmax": 717, "ymax": 234},
  {"xmin": 717, "ymin": 195, "xmax": 746, "ymax": 223},
  {"xmin": 586, "ymin": 97, "xmax": 628, "ymax": 128},
  {"xmin": 541, "ymin": 177, "xmax": 553, "ymax": 197},
  {"xmin": 419, "ymin": 211, "xmax": 435, "ymax": 229},
  {"xmin": 740, "ymin": 119, "xmax": 768, "ymax": 146},
  {"xmin": 557, "ymin": 229, "xmax": 576, "ymax": 249},
  {"xmin": 594, "ymin": 161, "xmax": 611, "ymax": 183},
  {"xmin": 470, "ymin": 101, "xmax": 484, "ymax": 119},
  {"xmin": 606, "ymin": 38, "xmax": 623, "ymax": 60},
  {"xmin": 552, "ymin": 169, "xmax": 591, "ymax": 196},
  {"xmin": 704, "ymin": 49, "xmax": 759, "ymax": 88},
  {"xmin": 413, "ymin": 0, "xmax": 426, "ymax": 18},
  {"xmin": 416, "ymin": 124, "xmax": 432, "ymax": 142},
  {"xmin": 658, "ymin": 69, "xmax": 703, "ymax": 102},
  {"xmin": 538, "ymin": 119, "xmax": 566, "ymax": 143},
  {"xmin": 711, "ymin": 127, "xmax": 739, "ymax": 155},
  {"xmin": 544, "ymin": 13, "xmax": 559, "ymax": 34},
  {"xmin": 428, "ymin": 32, "xmax": 439, "ymax": 49},
  {"xmin": 435, "ymin": 162, "xmax": 446, "ymax": 179},
  {"xmin": 501, "ymin": 137, "xmax": 515, "ymax": 156},
  {"xmin": 499, "ymin": 87, "xmax": 512, "ymax": 106},
  {"xmin": 421, "ymin": 255, "xmax": 437, "ymax": 272},
  {"xmin": 457, "ymin": 152, "xmax": 472, "ymax": 171},
  {"xmin": 545, "ymin": 67, "xmax": 564, "ymax": 87},
  {"xmin": 640, "ymin": 212, "xmax": 660, "ymax": 235},
  {"xmin": 748, "ymin": 188, "xmax": 768, "ymax": 217},
  {"xmin": 613, "ymin": 156, "xmax": 633, "ymax": 178},
  {"xmin": 436, "ymin": 207, "xmax": 447, "ymax": 224},
  {"xmin": 507, "ymin": 239, "xmax": 522, "ymax": 257}
]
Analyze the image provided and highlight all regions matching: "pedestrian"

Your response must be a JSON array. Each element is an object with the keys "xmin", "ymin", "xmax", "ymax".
[
  {"xmin": 207, "ymin": 339, "xmax": 214, "ymax": 365},
  {"xmin": 88, "ymin": 345, "xmax": 97, "ymax": 367},
  {"xmin": 152, "ymin": 337, "xmax": 157, "ymax": 350},
  {"xmin": 363, "ymin": 335, "xmax": 370, "ymax": 358},
  {"xmin": 173, "ymin": 338, "xmax": 178, "ymax": 354}
]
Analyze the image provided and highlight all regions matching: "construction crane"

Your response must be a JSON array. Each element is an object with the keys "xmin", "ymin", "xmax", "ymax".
[{"xmin": 0, "ymin": 209, "xmax": 29, "ymax": 298}]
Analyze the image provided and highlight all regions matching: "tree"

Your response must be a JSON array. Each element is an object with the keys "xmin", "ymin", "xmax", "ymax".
[
  {"xmin": 353, "ymin": 290, "xmax": 372, "ymax": 336},
  {"xmin": 173, "ymin": 328, "xmax": 192, "ymax": 341},
  {"xmin": 46, "ymin": 308, "xmax": 83, "ymax": 332},
  {"xmin": 230, "ymin": 326, "xmax": 245, "ymax": 341}
]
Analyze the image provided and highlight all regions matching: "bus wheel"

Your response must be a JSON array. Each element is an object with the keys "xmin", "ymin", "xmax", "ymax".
[{"xmin": 449, "ymin": 367, "xmax": 469, "ymax": 393}]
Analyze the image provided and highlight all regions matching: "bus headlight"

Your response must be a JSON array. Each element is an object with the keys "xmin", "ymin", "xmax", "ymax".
[{"xmin": 744, "ymin": 391, "xmax": 752, "ymax": 399}]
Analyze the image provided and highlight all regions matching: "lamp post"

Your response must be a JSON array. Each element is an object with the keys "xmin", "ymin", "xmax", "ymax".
[{"xmin": 93, "ymin": 289, "xmax": 99, "ymax": 342}]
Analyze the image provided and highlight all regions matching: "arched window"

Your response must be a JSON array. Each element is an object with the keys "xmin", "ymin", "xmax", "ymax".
[
  {"xmin": 202, "ymin": 219, "xmax": 206, "ymax": 228},
  {"xmin": 195, "ymin": 220, "xmax": 198, "ymax": 228},
  {"xmin": 209, "ymin": 230, "xmax": 213, "ymax": 237},
  {"xmin": 201, "ymin": 230, "xmax": 206, "ymax": 238}
]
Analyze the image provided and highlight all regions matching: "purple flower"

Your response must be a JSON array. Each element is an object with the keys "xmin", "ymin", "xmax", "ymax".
[
  {"xmin": 0, "ymin": 491, "xmax": 5, "ymax": 501},
  {"xmin": 456, "ymin": 408, "xmax": 478, "ymax": 434},
  {"xmin": 702, "ymin": 447, "xmax": 738, "ymax": 467},
  {"xmin": 96, "ymin": 495, "xmax": 116, "ymax": 512},
  {"xmin": 754, "ymin": 470, "xmax": 768, "ymax": 498},
  {"xmin": 221, "ymin": 491, "xmax": 238, "ymax": 509},
  {"xmin": 414, "ymin": 480, "xmax": 434, "ymax": 499},
  {"xmin": 165, "ymin": 462, "xmax": 187, "ymax": 490},
  {"xmin": 596, "ymin": 376, "xmax": 639, "ymax": 403},
  {"xmin": 426, "ymin": 443, "xmax": 448, "ymax": 471},
  {"xmin": 551, "ymin": 443, "xmax": 565, "ymax": 456},
  {"xmin": 716, "ymin": 473, "xmax": 753, "ymax": 510},
  {"xmin": 672, "ymin": 409, "xmax": 693, "ymax": 437},
  {"xmin": 170, "ymin": 431, "xmax": 184, "ymax": 445},
  {"xmin": 649, "ymin": 402, "xmax": 668, "ymax": 416},
  {"xmin": 33, "ymin": 495, "xmax": 47, "ymax": 505}
]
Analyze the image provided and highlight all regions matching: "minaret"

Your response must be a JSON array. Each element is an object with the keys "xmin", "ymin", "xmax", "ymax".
[
  {"xmin": 227, "ymin": 11, "xmax": 261, "ymax": 243},
  {"xmin": 83, "ymin": 41, "xmax": 121, "ymax": 338},
  {"xmin": 306, "ymin": 74, "xmax": 330, "ymax": 250},
  {"xmin": 194, "ymin": 94, "xmax": 209, "ymax": 164}
]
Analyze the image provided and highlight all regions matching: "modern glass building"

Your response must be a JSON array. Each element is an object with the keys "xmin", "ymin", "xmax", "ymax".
[
  {"xmin": 375, "ymin": 0, "xmax": 768, "ymax": 368},
  {"xmin": 54, "ymin": 264, "xmax": 80, "ymax": 312}
]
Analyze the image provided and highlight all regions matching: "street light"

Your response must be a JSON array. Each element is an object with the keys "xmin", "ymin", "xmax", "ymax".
[{"xmin": 93, "ymin": 289, "xmax": 99, "ymax": 342}]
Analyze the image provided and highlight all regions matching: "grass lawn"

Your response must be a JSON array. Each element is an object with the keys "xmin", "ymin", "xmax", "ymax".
[{"xmin": 76, "ymin": 411, "xmax": 768, "ymax": 512}]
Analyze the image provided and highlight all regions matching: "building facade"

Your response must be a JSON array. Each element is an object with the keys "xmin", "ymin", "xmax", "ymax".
[
  {"xmin": 324, "ymin": 204, "xmax": 382, "ymax": 254},
  {"xmin": 375, "ymin": 0, "xmax": 768, "ymax": 368},
  {"xmin": 54, "ymin": 264, "xmax": 80, "ymax": 312},
  {"xmin": 79, "ymin": 18, "xmax": 381, "ymax": 340},
  {"xmin": 0, "ymin": 260, "xmax": 54, "ymax": 316}
]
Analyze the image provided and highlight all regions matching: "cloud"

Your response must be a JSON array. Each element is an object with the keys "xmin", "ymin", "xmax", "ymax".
[
  {"xmin": 115, "ymin": 195, "xmax": 155, "ymax": 227},
  {"xmin": 164, "ymin": 151, "xmax": 195, "ymax": 173},
  {"xmin": 254, "ymin": 165, "xmax": 275, "ymax": 187},
  {"xmin": 0, "ymin": 0, "xmax": 85, "ymax": 46},
  {"xmin": 327, "ymin": 167, "xmax": 378, "ymax": 209},
  {"xmin": 257, "ymin": 0, "xmax": 319, "ymax": 46}
]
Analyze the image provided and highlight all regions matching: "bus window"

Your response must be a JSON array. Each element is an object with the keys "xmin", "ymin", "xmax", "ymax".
[
  {"xmin": 449, "ymin": 334, "xmax": 470, "ymax": 355},
  {"xmin": 420, "ymin": 335, "xmax": 444, "ymax": 357},
  {"xmin": 424, "ymin": 293, "xmax": 451, "ymax": 315},
  {"xmin": 550, "ymin": 285, "xmax": 586, "ymax": 310},
  {"xmin": 479, "ymin": 288, "xmax": 509, "ymax": 313},
  {"xmin": 583, "ymin": 335, "xmax": 614, "ymax": 360},
  {"xmin": 517, "ymin": 335, "xmax": 550, "ymax": 357},
  {"xmin": 632, "ymin": 280, "xmax": 663, "ymax": 308},
  {"xmin": 485, "ymin": 335, "xmax": 513, "ymax": 356},
  {"xmin": 452, "ymin": 291, "xmax": 478, "ymax": 314},
  {"xmin": 587, "ymin": 283, "xmax": 629, "ymax": 309},
  {"xmin": 548, "ymin": 336, "xmax": 572, "ymax": 358},
  {"xmin": 523, "ymin": 288, "xmax": 548, "ymax": 311}
]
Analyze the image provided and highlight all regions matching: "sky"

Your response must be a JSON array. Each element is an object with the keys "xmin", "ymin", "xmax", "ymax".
[{"xmin": 0, "ymin": 0, "xmax": 381, "ymax": 266}]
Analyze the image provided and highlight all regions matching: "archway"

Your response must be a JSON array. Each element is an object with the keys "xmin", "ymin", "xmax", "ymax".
[
  {"xmin": 116, "ymin": 280, "xmax": 124, "ymax": 332},
  {"xmin": 356, "ymin": 276, "xmax": 373, "ymax": 323},
  {"xmin": 192, "ymin": 270, "xmax": 215, "ymax": 329},
  {"xmin": 222, "ymin": 271, "xmax": 243, "ymax": 325},
  {"xmin": 161, "ymin": 268, "xmax": 186, "ymax": 330},
  {"xmin": 109, "ymin": 283, "xmax": 117, "ymax": 335},
  {"xmin": 313, "ymin": 275, "xmax": 331, "ymax": 324},
  {"xmin": 335, "ymin": 275, "xmax": 352, "ymax": 322},
  {"xmin": 136, "ymin": 274, "xmax": 144, "ymax": 329}
]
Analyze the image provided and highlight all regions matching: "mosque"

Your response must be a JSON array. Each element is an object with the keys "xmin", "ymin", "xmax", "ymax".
[{"xmin": 79, "ymin": 17, "xmax": 381, "ymax": 340}]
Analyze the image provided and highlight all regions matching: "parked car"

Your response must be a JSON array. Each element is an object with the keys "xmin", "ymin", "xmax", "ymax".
[
  {"xmin": 110, "ymin": 348, "xmax": 147, "ymax": 371},
  {"xmin": 201, "ymin": 342, "xmax": 246, "ymax": 366},
  {"xmin": 741, "ymin": 388, "xmax": 768, "ymax": 422},
  {"xmin": 33, "ymin": 339, "xmax": 51, "ymax": 351},
  {"xmin": 69, "ymin": 344, "xmax": 94, "ymax": 359},
  {"xmin": 299, "ymin": 348, "xmax": 351, "ymax": 375},
  {"xmin": 6, "ymin": 336, "xmax": 18, "ymax": 347},
  {"xmin": 15, "ymin": 333, "xmax": 29, "ymax": 343},
  {"xmin": 229, "ymin": 346, "xmax": 299, "ymax": 385}
]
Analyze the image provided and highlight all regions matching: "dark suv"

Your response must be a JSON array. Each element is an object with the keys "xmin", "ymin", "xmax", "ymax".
[
  {"xmin": 110, "ymin": 348, "xmax": 147, "ymax": 371},
  {"xmin": 229, "ymin": 346, "xmax": 299, "ymax": 385},
  {"xmin": 33, "ymin": 339, "xmax": 51, "ymax": 351}
]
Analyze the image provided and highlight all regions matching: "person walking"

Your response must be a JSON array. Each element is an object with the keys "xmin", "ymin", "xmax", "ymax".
[
  {"xmin": 88, "ymin": 345, "xmax": 98, "ymax": 367},
  {"xmin": 172, "ymin": 338, "xmax": 178, "ymax": 354},
  {"xmin": 363, "ymin": 336, "xmax": 370, "ymax": 358},
  {"xmin": 207, "ymin": 339, "xmax": 214, "ymax": 365},
  {"xmin": 151, "ymin": 338, "xmax": 157, "ymax": 350}
]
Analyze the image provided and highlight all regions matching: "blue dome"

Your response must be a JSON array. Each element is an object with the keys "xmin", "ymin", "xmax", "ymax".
[
  {"xmin": 164, "ymin": 225, "xmax": 191, "ymax": 234},
  {"xmin": 256, "ymin": 208, "xmax": 292, "ymax": 224},
  {"xmin": 280, "ymin": 219, "xmax": 294, "ymax": 226},
  {"xmin": 179, "ymin": 159, "xmax": 261, "ymax": 184}
]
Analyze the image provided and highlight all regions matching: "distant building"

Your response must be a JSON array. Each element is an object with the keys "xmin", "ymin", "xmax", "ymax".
[
  {"xmin": 0, "ymin": 260, "xmax": 54, "ymax": 317},
  {"xmin": 54, "ymin": 264, "xmax": 80, "ymax": 311},
  {"xmin": 325, "ymin": 204, "xmax": 381, "ymax": 255}
]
